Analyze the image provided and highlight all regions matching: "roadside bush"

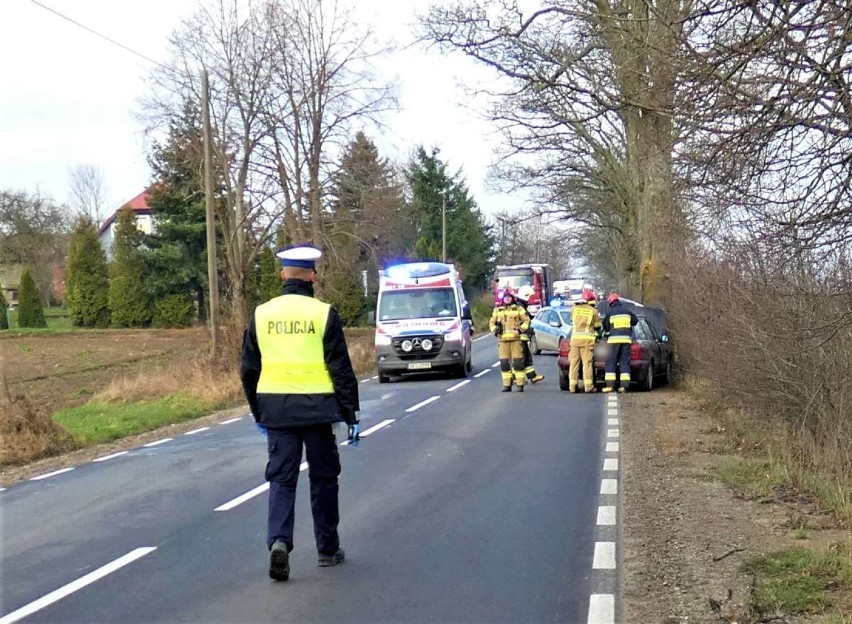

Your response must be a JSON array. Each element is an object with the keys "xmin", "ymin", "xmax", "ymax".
[
  {"xmin": 670, "ymin": 250, "xmax": 852, "ymax": 488},
  {"xmin": 1, "ymin": 375, "xmax": 75, "ymax": 464},
  {"xmin": 0, "ymin": 283, "xmax": 8, "ymax": 330},
  {"xmin": 152, "ymin": 294, "xmax": 195, "ymax": 328},
  {"xmin": 17, "ymin": 268, "xmax": 46, "ymax": 328},
  {"xmin": 109, "ymin": 208, "xmax": 152, "ymax": 327}
]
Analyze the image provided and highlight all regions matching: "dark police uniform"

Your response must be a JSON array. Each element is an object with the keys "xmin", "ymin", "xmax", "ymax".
[
  {"xmin": 240, "ymin": 250, "xmax": 359, "ymax": 578},
  {"xmin": 602, "ymin": 297, "xmax": 638, "ymax": 392}
]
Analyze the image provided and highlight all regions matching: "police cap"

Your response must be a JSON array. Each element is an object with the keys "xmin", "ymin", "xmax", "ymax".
[{"xmin": 276, "ymin": 245, "xmax": 322, "ymax": 269}]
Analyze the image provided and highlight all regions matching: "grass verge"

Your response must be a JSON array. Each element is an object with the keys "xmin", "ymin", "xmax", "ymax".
[
  {"xmin": 53, "ymin": 393, "xmax": 226, "ymax": 445},
  {"xmin": 743, "ymin": 545, "xmax": 852, "ymax": 617}
]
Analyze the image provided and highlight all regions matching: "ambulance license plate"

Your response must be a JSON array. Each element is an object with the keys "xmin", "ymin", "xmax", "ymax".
[{"xmin": 407, "ymin": 362, "xmax": 432, "ymax": 370}]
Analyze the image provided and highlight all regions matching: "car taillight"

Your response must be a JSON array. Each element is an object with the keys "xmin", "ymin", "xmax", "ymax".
[
  {"xmin": 630, "ymin": 343, "xmax": 644, "ymax": 360},
  {"xmin": 559, "ymin": 340, "xmax": 570, "ymax": 356}
]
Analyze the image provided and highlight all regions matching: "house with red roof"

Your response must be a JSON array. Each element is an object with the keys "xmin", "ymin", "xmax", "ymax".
[{"xmin": 98, "ymin": 188, "xmax": 155, "ymax": 258}]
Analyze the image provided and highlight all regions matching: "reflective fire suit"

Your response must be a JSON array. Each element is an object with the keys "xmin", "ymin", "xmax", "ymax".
[
  {"xmin": 602, "ymin": 300, "xmax": 638, "ymax": 390},
  {"xmin": 569, "ymin": 301, "xmax": 602, "ymax": 392},
  {"xmin": 489, "ymin": 303, "xmax": 530, "ymax": 389}
]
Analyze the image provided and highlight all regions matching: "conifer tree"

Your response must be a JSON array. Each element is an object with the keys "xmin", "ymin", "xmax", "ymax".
[
  {"xmin": 17, "ymin": 268, "xmax": 46, "ymax": 328},
  {"xmin": 109, "ymin": 208, "xmax": 152, "ymax": 327},
  {"xmin": 0, "ymin": 282, "xmax": 10, "ymax": 330},
  {"xmin": 66, "ymin": 217, "xmax": 110, "ymax": 327}
]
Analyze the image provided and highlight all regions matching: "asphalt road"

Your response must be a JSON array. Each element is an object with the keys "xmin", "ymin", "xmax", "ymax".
[{"xmin": 1, "ymin": 335, "xmax": 620, "ymax": 624}]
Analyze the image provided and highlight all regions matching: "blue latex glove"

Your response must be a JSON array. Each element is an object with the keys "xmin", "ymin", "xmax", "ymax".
[
  {"xmin": 255, "ymin": 422, "xmax": 268, "ymax": 436},
  {"xmin": 347, "ymin": 423, "xmax": 360, "ymax": 446}
]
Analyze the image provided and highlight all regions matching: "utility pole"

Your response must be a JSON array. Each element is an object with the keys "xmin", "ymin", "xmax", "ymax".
[
  {"xmin": 201, "ymin": 69, "xmax": 221, "ymax": 360},
  {"xmin": 442, "ymin": 194, "xmax": 447, "ymax": 263}
]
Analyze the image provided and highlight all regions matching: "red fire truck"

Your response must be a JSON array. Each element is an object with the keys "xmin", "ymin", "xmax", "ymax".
[{"xmin": 493, "ymin": 264, "xmax": 554, "ymax": 316}]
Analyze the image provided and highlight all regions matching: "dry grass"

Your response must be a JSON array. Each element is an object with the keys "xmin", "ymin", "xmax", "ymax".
[{"xmin": 1, "ymin": 375, "xmax": 76, "ymax": 465}]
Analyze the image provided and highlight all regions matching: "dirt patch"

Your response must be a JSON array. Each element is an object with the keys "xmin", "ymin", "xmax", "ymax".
[
  {"xmin": 622, "ymin": 388, "xmax": 848, "ymax": 623},
  {"xmin": 2, "ymin": 329, "xmax": 208, "ymax": 415}
]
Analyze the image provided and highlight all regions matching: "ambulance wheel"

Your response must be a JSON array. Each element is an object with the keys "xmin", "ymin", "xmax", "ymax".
[{"xmin": 378, "ymin": 372, "xmax": 390, "ymax": 384}]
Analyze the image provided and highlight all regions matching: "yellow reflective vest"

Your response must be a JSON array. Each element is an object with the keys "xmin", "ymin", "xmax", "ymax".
[
  {"xmin": 489, "ymin": 304, "xmax": 530, "ymax": 342},
  {"xmin": 255, "ymin": 295, "xmax": 334, "ymax": 395},
  {"xmin": 570, "ymin": 302, "xmax": 601, "ymax": 346}
]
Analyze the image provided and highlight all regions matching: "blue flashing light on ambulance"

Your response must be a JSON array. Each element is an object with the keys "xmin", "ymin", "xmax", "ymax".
[{"xmin": 373, "ymin": 262, "xmax": 473, "ymax": 383}]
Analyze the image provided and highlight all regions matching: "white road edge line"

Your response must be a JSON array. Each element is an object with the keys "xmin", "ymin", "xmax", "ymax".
[
  {"xmin": 474, "ymin": 369, "xmax": 490, "ymax": 378},
  {"xmin": 587, "ymin": 594, "xmax": 615, "ymax": 624},
  {"xmin": 0, "ymin": 547, "xmax": 157, "ymax": 624},
  {"xmin": 606, "ymin": 442, "xmax": 619, "ymax": 452},
  {"xmin": 600, "ymin": 479, "xmax": 618, "ymax": 495},
  {"xmin": 342, "ymin": 419, "xmax": 395, "ymax": 445},
  {"xmin": 215, "ymin": 483, "xmax": 269, "ymax": 511},
  {"xmin": 446, "ymin": 380, "xmax": 471, "ymax": 392},
  {"xmin": 592, "ymin": 542, "xmax": 616, "ymax": 569},
  {"xmin": 360, "ymin": 378, "xmax": 370, "ymax": 384},
  {"xmin": 143, "ymin": 438, "xmax": 173, "ymax": 448},
  {"xmin": 405, "ymin": 395, "xmax": 441, "ymax": 413},
  {"xmin": 597, "ymin": 506, "xmax": 617, "ymax": 526},
  {"xmin": 491, "ymin": 361, "xmax": 500, "ymax": 368},
  {"xmin": 219, "ymin": 417, "xmax": 242, "ymax": 425},
  {"xmin": 607, "ymin": 418, "xmax": 619, "ymax": 426},
  {"xmin": 184, "ymin": 427, "xmax": 210, "ymax": 436},
  {"xmin": 603, "ymin": 458, "xmax": 619, "ymax": 471},
  {"xmin": 371, "ymin": 375, "xmax": 378, "ymax": 380},
  {"xmin": 92, "ymin": 451, "xmax": 129, "ymax": 463},
  {"xmin": 29, "ymin": 468, "xmax": 75, "ymax": 481},
  {"xmin": 607, "ymin": 429, "xmax": 619, "ymax": 438}
]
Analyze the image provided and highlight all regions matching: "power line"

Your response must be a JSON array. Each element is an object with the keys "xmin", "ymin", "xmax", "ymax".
[{"xmin": 28, "ymin": 0, "xmax": 167, "ymax": 69}]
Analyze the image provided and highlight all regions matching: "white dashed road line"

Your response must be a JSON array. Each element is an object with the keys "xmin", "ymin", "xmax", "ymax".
[
  {"xmin": 491, "ymin": 361, "xmax": 500, "ymax": 368},
  {"xmin": 92, "ymin": 451, "xmax": 129, "ymax": 463},
  {"xmin": 607, "ymin": 429, "xmax": 619, "ymax": 438},
  {"xmin": 143, "ymin": 438, "xmax": 173, "ymax": 448},
  {"xmin": 603, "ymin": 458, "xmax": 618, "ymax": 472},
  {"xmin": 474, "ymin": 369, "xmax": 490, "ymax": 378},
  {"xmin": 215, "ymin": 483, "xmax": 269, "ymax": 511},
  {"xmin": 219, "ymin": 417, "xmax": 242, "ymax": 425},
  {"xmin": 597, "ymin": 506, "xmax": 617, "ymax": 526},
  {"xmin": 605, "ymin": 442, "xmax": 619, "ymax": 452},
  {"xmin": 0, "ymin": 547, "xmax": 157, "ymax": 624},
  {"xmin": 592, "ymin": 542, "xmax": 616, "ymax": 569},
  {"xmin": 446, "ymin": 380, "xmax": 470, "ymax": 392},
  {"xmin": 29, "ymin": 468, "xmax": 74, "ymax": 481},
  {"xmin": 587, "ymin": 594, "xmax": 615, "ymax": 624},
  {"xmin": 184, "ymin": 427, "xmax": 210, "ymax": 436},
  {"xmin": 607, "ymin": 418, "xmax": 618, "ymax": 426},
  {"xmin": 405, "ymin": 395, "xmax": 441, "ymax": 413},
  {"xmin": 600, "ymin": 478, "xmax": 618, "ymax": 495}
]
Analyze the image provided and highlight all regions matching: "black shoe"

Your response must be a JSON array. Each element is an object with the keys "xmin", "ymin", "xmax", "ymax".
[
  {"xmin": 318, "ymin": 548, "xmax": 345, "ymax": 567},
  {"xmin": 269, "ymin": 540, "xmax": 290, "ymax": 581},
  {"xmin": 502, "ymin": 386, "xmax": 512, "ymax": 392}
]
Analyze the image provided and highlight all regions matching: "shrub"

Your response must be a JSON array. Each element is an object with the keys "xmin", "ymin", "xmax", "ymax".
[
  {"xmin": 17, "ymin": 268, "xmax": 46, "ymax": 328},
  {"xmin": 152, "ymin": 294, "xmax": 195, "ymax": 328},
  {"xmin": 109, "ymin": 208, "xmax": 152, "ymax": 327}
]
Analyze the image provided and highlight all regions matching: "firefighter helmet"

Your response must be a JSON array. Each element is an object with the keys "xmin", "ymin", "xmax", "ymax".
[{"xmin": 607, "ymin": 292, "xmax": 620, "ymax": 306}]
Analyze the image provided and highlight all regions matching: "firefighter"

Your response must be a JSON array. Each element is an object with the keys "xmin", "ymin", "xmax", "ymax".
[
  {"xmin": 601, "ymin": 292, "xmax": 638, "ymax": 393},
  {"xmin": 568, "ymin": 289, "xmax": 602, "ymax": 393},
  {"xmin": 240, "ymin": 245, "xmax": 360, "ymax": 581},
  {"xmin": 489, "ymin": 291, "xmax": 530, "ymax": 392},
  {"xmin": 513, "ymin": 286, "xmax": 545, "ymax": 385}
]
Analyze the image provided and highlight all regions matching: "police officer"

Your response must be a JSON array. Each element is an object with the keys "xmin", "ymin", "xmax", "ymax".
[
  {"xmin": 601, "ymin": 292, "xmax": 638, "ymax": 393},
  {"xmin": 240, "ymin": 245, "xmax": 360, "ymax": 582},
  {"xmin": 489, "ymin": 291, "xmax": 530, "ymax": 392},
  {"xmin": 513, "ymin": 286, "xmax": 545, "ymax": 385},
  {"xmin": 568, "ymin": 289, "xmax": 602, "ymax": 393}
]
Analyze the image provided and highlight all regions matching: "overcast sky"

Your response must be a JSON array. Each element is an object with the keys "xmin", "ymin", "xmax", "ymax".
[{"xmin": 1, "ymin": 0, "xmax": 522, "ymax": 217}]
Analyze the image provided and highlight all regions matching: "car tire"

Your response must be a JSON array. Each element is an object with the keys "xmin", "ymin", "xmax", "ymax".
[
  {"xmin": 662, "ymin": 361, "xmax": 671, "ymax": 386},
  {"xmin": 531, "ymin": 334, "xmax": 541, "ymax": 355},
  {"xmin": 454, "ymin": 362, "xmax": 468, "ymax": 379},
  {"xmin": 378, "ymin": 372, "xmax": 390, "ymax": 384},
  {"xmin": 465, "ymin": 350, "xmax": 473, "ymax": 373},
  {"xmin": 558, "ymin": 370, "xmax": 570, "ymax": 391},
  {"xmin": 641, "ymin": 362, "xmax": 654, "ymax": 392}
]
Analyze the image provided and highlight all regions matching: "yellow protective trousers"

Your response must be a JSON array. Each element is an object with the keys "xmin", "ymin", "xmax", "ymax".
[
  {"xmin": 568, "ymin": 344, "xmax": 595, "ymax": 392},
  {"xmin": 497, "ymin": 340, "xmax": 526, "ymax": 387}
]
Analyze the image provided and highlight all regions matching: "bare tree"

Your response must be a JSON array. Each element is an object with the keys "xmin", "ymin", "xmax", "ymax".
[
  {"xmin": 68, "ymin": 165, "xmax": 109, "ymax": 226},
  {"xmin": 144, "ymin": 0, "xmax": 395, "ymax": 326}
]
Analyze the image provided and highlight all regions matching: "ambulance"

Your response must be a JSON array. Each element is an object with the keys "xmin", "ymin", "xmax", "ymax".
[{"xmin": 373, "ymin": 262, "xmax": 473, "ymax": 383}]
